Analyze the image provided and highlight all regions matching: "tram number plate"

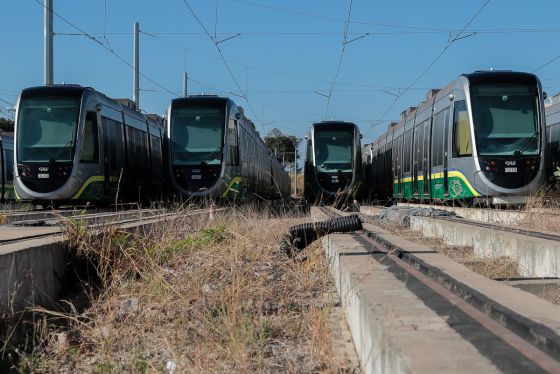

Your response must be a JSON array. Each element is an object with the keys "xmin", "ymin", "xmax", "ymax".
[
  {"xmin": 38, "ymin": 173, "xmax": 50, "ymax": 179},
  {"xmin": 505, "ymin": 167, "xmax": 517, "ymax": 173},
  {"xmin": 191, "ymin": 175, "xmax": 202, "ymax": 180}
]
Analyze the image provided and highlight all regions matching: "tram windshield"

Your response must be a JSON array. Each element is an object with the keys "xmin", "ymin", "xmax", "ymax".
[
  {"xmin": 17, "ymin": 97, "xmax": 81, "ymax": 163},
  {"xmin": 314, "ymin": 130, "xmax": 353, "ymax": 173},
  {"xmin": 171, "ymin": 106, "xmax": 225, "ymax": 165},
  {"xmin": 470, "ymin": 84, "xmax": 539, "ymax": 156}
]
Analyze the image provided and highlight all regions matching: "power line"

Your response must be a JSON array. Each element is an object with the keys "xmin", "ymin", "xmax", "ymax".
[
  {"xmin": 364, "ymin": 0, "xmax": 491, "ymax": 139},
  {"xmin": 54, "ymin": 27, "xmax": 560, "ymax": 37},
  {"xmin": 131, "ymin": 29, "xmax": 481, "ymax": 95},
  {"xmin": 0, "ymin": 97, "xmax": 15, "ymax": 107},
  {"xmin": 229, "ymin": 0, "xmax": 448, "ymax": 32},
  {"xmin": 33, "ymin": 0, "xmax": 180, "ymax": 99},
  {"xmin": 179, "ymin": 0, "xmax": 259, "ymax": 123},
  {"xmin": 324, "ymin": 0, "xmax": 353, "ymax": 119},
  {"xmin": 532, "ymin": 54, "xmax": 560, "ymax": 73}
]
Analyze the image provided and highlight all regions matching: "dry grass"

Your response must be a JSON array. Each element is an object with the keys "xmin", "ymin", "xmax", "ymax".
[
  {"xmin": 521, "ymin": 185, "xmax": 560, "ymax": 232},
  {"xmin": 4, "ymin": 205, "xmax": 349, "ymax": 373}
]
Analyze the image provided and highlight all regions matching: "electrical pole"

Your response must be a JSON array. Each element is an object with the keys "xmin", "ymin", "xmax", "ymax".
[
  {"xmin": 294, "ymin": 142, "xmax": 298, "ymax": 195},
  {"xmin": 133, "ymin": 21, "xmax": 140, "ymax": 110},
  {"xmin": 183, "ymin": 72, "xmax": 188, "ymax": 97},
  {"xmin": 44, "ymin": 0, "xmax": 53, "ymax": 85}
]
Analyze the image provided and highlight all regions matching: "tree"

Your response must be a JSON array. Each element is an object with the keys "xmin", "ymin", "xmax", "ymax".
[
  {"xmin": 264, "ymin": 128, "xmax": 301, "ymax": 167},
  {"xmin": 0, "ymin": 117, "xmax": 14, "ymax": 133}
]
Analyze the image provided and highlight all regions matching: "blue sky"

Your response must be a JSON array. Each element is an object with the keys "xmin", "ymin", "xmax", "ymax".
[{"xmin": 1, "ymin": 0, "xmax": 560, "ymax": 148}]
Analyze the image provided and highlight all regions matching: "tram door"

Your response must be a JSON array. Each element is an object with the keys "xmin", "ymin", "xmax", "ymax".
[
  {"xmin": 394, "ymin": 137, "xmax": 403, "ymax": 197},
  {"xmin": 101, "ymin": 118, "xmax": 111, "ymax": 199},
  {"xmin": 422, "ymin": 121, "xmax": 431, "ymax": 199},
  {"xmin": 431, "ymin": 109, "xmax": 450, "ymax": 199},
  {"xmin": 392, "ymin": 137, "xmax": 399, "ymax": 197},
  {"xmin": 443, "ymin": 110, "xmax": 450, "ymax": 196},
  {"xmin": 413, "ymin": 126, "xmax": 421, "ymax": 196},
  {"xmin": 0, "ymin": 140, "xmax": 4, "ymax": 203}
]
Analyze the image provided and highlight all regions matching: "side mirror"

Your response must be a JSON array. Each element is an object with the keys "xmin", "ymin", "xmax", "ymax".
[
  {"xmin": 359, "ymin": 134, "xmax": 363, "ymax": 139},
  {"xmin": 235, "ymin": 113, "xmax": 241, "ymax": 120},
  {"xmin": 544, "ymin": 92, "xmax": 549, "ymax": 100}
]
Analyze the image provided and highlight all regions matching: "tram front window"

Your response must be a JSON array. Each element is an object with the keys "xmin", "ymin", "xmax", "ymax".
[
  {"xmin": 171, "ymin": 106, "xmax": 225, "ymax": 165},
  {"xmin": 314, "ymin": 130, "xmax": 353, "ymax": 173},
  {"xmin": 17, "ymin": 97, "xmax": 81, "ymax": 163},
  {"xmin": 471, "ymin": 84, "xmax": 539, "ymax": 156}
]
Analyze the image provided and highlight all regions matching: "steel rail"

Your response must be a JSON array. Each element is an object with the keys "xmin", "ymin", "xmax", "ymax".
[{"xmin": 0, "ymin": 208, "xmax": 217, "ymax": 247}]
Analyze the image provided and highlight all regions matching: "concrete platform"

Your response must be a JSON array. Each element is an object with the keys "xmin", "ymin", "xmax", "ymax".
[
  {"xmin": 0, "ymin": 211, "xmax": 208, "ymax": 311},
  {"xmin": 397, "ymin": 203, "xmax": 527, "ymax": 225},
  {"xmin": 507, "ymin": 279, "xmax": 560, "ymax": 304},
  {"xmin": 314, "ymin": 207, "xmax": 560, "ymax": 373},
  {"xmin": 323, "ymin": 233, "xmax": 503, "ymax": 373},
  {"xmin": 359, "ymin": 206, "xmax": 385, "ymax": 216},
  {"xmin": 410, "ymin": 216, "xmax": 560, "ymax": 278}
]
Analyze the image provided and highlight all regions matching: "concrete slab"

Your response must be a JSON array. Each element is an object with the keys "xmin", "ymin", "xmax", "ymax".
[
  {"xmin": 410, "ymin": 216, "xmax": 560, "ymax": 278},
  {"xmin": 0, "ymin": 212, "xmax": 195, "ymax": 311},
  {"xmin": 365, "ymin": 222, "xmax": 560, "ymax": 346},
  {"xmin": 359, "ymin": 206, "xmax": 384, "ymax": 216},
  {"xmin": 398, "ymin": 203, "xmax": 527, "ymax": 225},
  {"xmin": 323, "ymin": 232, "xmax": 505, "ymax": 374},
  {"xmin": 507, "ymin": 279, "xmax": 560, "ymax": 304}
]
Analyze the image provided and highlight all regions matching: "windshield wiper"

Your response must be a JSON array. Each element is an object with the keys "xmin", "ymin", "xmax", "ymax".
[
  {"xmin": 200, "ymin": 146, "xmax": 223, "ymax": 165},
  {"xmin": 49, "ymin": 140, "xmax": 74, "ymax": 163},
  {"xmin": 513, "ymin": 132, "xmax": 538, "ymax": 158}
]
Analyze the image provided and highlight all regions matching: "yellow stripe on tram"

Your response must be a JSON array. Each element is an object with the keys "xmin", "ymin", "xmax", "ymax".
[
  {"xmin": 220, "ymin": 176, "xmax": 242, "ymax": 198},
  {"xmin": 392, "ymin": 170, "xmax": 480, "ymax": 197},
  {"xmin": 71, "ymin": 175, "xmax": 120, "ymax": 199}
]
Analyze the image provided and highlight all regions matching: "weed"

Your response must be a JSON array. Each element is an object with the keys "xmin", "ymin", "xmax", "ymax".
[{"xmin": 6, "ymin": 205, "xmax": 347, "ymax": 373}]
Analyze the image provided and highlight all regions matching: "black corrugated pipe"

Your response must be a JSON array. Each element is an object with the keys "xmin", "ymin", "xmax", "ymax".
[{"xmin": 281, "ymin": 214, "xmax": 363, "ymax": 256}]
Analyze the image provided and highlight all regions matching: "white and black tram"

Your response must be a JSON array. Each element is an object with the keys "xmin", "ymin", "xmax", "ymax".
[
  {"xmin": 363, "ymin": 71, "xmax": 546, "ymax": 205},
  {"xmin": 0, "ymin": 134, "xmax": 14, "ymax": 202},
  {"xmin": 14, "ymin": 85, "xmax": 164, "ymax": 207},
  {"xmin": 303, "ymin": 121, "xmax": 363, "ymax": 204},
  {"xmin": 163, "ymin": 95, "xmax": 290, "ymax": 200}
]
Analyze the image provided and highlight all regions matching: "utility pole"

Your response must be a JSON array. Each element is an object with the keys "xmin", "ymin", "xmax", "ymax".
[
  {"xmin": 44, "ymin": 0, "xmax": 53, "ymax": 85},
  {"xmin": 294, "ymin": 143, "xmax": 298, "ymax": 195},
  {"xmin": 133, "ymin": 22, "xmax": 140, "ymax": 110},
  {"xmin": 183, "ymin": 72, "xmax": 188, "ymax": 97}
]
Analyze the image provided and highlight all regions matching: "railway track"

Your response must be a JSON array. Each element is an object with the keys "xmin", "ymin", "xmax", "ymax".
[
  {"xmin": 0, "ymin": 206, "xmax": 222, "ymax": 311},
  {"xmin": 319, "ymin": 206, "xmax": 560, "ymax": 373},
  {"xmin": 0, "ymin": 208, "xmax": 215, "ymax": 247}
]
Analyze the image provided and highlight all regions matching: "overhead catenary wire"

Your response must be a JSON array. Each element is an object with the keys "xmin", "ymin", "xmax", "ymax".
[
  {"xmin": 0, "ymin": 97, "xmax": 15, "ymax": 107},
  {"xmin": 229, "ymin": 0, "xmax": 449, "ymax": 32},
  {"xmin": 33, "ymin": 0, "xmax": 181, "ymax": 99},
  {"xmin": 54, "ymin": 27, "xmax": 560, "ymax": 38},
  {"xmin": 179, "ymin": 0, "xmax": 259, "ymax": 123},
  {"xmin": 364, "ymin": 0, "xmax": 491, "ymax": 139},
  {"xmin": 532, "ymin": 54, "xmax": 560, "ymax": 74},
  {"xmin": 324, "ymin": 0, "xmax": 353, "ymax": 119}
]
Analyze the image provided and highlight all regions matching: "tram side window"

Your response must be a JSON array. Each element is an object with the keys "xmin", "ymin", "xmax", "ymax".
[
  {"xmin": 5, "ymin": 150, "xmax": 13, "ymax": 181},
  {"xmin": 226, "ymin": 119, "xmax": 239, "ymax": 166},
  {"xmin": 80, "ymin": 112, "xmax": 99, "ymax": 163},
  {"xmin": 453, "ymin": 100, "xmax": 471, "ymax": 157}
]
